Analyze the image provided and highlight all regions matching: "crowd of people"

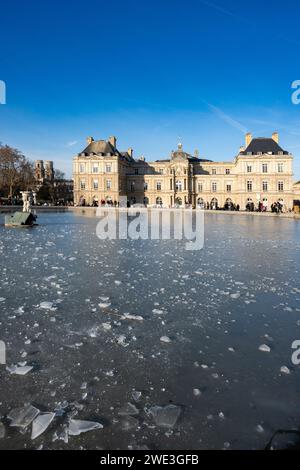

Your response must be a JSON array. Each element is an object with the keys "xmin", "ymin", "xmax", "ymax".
[{"xmin": 246, "ymin": 200, "xmax": 284, "ymax": 213}]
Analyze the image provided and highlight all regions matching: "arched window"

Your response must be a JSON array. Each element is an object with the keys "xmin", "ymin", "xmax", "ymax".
[
  {"xmin": 210, "ymin": 198, "xmax": 218, "ymax": 210},
  {"xmin": 156, "ymin": 197, "xmax": 162, "ymax": 206}
]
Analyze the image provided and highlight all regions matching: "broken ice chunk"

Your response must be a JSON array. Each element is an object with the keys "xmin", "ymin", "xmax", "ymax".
[
  {"xmin": 31, "ymin": 413, "xmax": 55, "ymax": 440},
  {"xmin": 160, "ymin": 336, "xmax": 171, "ymax": 344},
  {"xmin": 152, "ymin": 309, "xmax": 165, "ymax": 315},
  {"xmin": 116, "ymin": 335, "xmax": 129, "ymax": 347},
  {"xmin": 132, "ymin": 391, "xmax": 142, "ymax": 402},
  {"xmin": 148, "ymin": 404, "xmax": 181, "ymax": 429},
  {"xmin": 6, "ymin": 364, "xmax": 34, "ymax": 375},
  {"xmin": 258, "ymin": 344, "xmax": 271, "ymax": 353},
  {"xmin": 68, "ymin": 419, "xmax": 103, "ymax": 436},
  {"xmin": 280, "ymin": 366, "xmax": 291, "ymax": 375},
  {"xmin": 99, "ymin": 302, "xmax": 111, "ymax": 309},
  {"xmin": 118, "ymin": 403, "xmax": 139, "ymax": 416},
  {"xmin": 39, "ymin": 301, "xmax": 57, "ymax": 311},
  {"xmin": 8, "ymin": 404, "xmax": 40, "ymax": 429},
  {"xmin": 230, "ymin": 293, "xmax": 240, "ymax": 299},
  {"xmin": 121, "ymin": 313, "xmax": 144, "ymax": 322},
  {"xmin": 256, "ymin": 424, "xmax": 264, "ymax": 433}
]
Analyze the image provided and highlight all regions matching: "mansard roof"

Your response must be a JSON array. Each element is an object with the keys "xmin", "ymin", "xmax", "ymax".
[
  {"xmin": 241, "ymin": 138, "xmax": 289, "ymax": 155},
  {"xmin": 79, "ymin": 138, "xmax": 134, "ymax": 162},
  {"xmin": 81, "ymin": 140, "xmax": 118, "ymax": 155}
]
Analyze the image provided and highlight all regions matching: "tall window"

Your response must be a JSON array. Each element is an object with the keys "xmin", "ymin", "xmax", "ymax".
[
  {"xmin": 130, "ymin": 181, "xmax": 135, "ymax": 192},
  {"xmin": 144, "ymin": 182, "xmax": 148, "ymax": 191},
  {"xmin": 93, "ymin": 179, "xmax": 98, "ymax": 190},
  {"xmin": 225, "ymin": 169, "xmax": 230, "ymax": 175},
  {"xmin": 278, "ymin": 163, "xmax": 284, "ymax": 173},
  {"xmin": 80, "ymin": 163, "xmax": 85, "ymax": 173},
  {"xmin": 226, "ymin": 184, "xmax": 232, "ymax": 193},
  {"xmin": 278, "ymin": 181, "xmax": 284, "ymax": 192},
  {"xmin": 262, "ymin": 163, "xmax": 268, "ymax": 173},
  {"xmin": 247, "ymin": 181, "xmax": 253, "ymax": 192},
  {"xmin": 92, "ymin": 164, "xmax": 99, "ymax": 173},
  {"xmin": 247, "ymin": 165, "xmax": 252, "ymax": 173},
  {"xmin": 134, "ymin": 168, "xmax": 139, "ymax": 175},
  {"xmin": 212, "ymin": 168, "xmax": 216, "ymax": 175},
  {"xmin": 105, "ymin": 164, "xmax": 112, "ymax": 173},
  {"xmin": 156, "ymin": 181, "xmax": 162, "ymax": 191},
  {"xmin": 262, "ymin": 181, "xmax": 268, "ymax": 192},
  {"xmin": 212, "ymin": 182, "xmax": 217, "ymax": 192},
  {"xmin": 106, "ymin": 179, "xmax": 112, "ymax": 190},
  {"xmin": 198, "ymin": 182, "xmax": 203, "ymax": 193},
  {"xmin": 170, "ymin": 179, "xmax": 173, "ymax": 190},
  {"xmin": 80, "ymin": 180, "xmax": 86, "ymax": 190},
  {"xmin": 159, "ymin": 168, "xmax": 164, "ymax": 175},
  {"xmin": 175, "ymin": 181, "xmax": 183, "ymax": 191}
]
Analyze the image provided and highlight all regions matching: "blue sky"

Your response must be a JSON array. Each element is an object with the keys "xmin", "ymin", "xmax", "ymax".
[{"xmin": 1, "ymin": 0, "xmax": 300, "ymax": 179}]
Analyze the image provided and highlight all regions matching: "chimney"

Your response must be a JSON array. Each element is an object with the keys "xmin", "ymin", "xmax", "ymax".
[
  {"xmin": 86, "ymin": 136, "xmax": 94, "ymax": 145},
  {"xmin": 108, "ymin": 136, "xmax": 117, "ymax": 147},
  {"xmin": 245, "ymin": 133, "xmax": 252, "ymax": 147},
  {"xmin": 272, "ymin": 132, "xmax": 279, "ymax": 144},
  {"xmin": 127, "ymin": 147, "xmax": 133, "ymax": 158}
]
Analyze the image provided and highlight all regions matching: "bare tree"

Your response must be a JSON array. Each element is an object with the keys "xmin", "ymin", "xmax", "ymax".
[
  {"xmin": 54, "ymin": 168, "xmax": 65, "ymax": 180},
  {"xmin": 0, "ymin": 144, "xmax": 35, "ymax": 198}
]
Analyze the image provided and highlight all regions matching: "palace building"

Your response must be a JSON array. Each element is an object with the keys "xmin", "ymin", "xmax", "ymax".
[{"xmin": 73, "ymin": 133, "xmax": 297, "ymax": 211}]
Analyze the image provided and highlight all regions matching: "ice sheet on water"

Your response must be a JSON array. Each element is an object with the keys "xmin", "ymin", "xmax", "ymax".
[
  {"xmin": 68, "ymin": 419, "xmax": 103, "ymax": 436},
  {"xmin": 148, "ymin": 404, "xmax": 181, "ymax": 429},
  {"xmin": 8, "ymin": 404, "xmax": 40, "ymax": 429},
  {"xmin": 31, "ymin": 412, "xmax": 55, "ymax": 440}
]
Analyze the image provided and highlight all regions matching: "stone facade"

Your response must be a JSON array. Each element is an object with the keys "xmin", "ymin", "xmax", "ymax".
[
  {"xmin": 73, "ymin": 133, "xmax": 296, "ymax": 211},
  {"xmin": 35, "ymin": 160, "xmax": 54, "ymax": 183}
]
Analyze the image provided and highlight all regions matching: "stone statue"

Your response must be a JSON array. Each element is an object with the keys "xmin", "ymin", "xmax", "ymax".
[{"xmin": 20, "ymin": 191, "xmax": 35, "ymax": 213}]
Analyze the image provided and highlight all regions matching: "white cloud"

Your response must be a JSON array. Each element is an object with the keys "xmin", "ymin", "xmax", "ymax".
[{"xmin": 65, "ymin": 140, "xmax": 78, "ymax": 147}]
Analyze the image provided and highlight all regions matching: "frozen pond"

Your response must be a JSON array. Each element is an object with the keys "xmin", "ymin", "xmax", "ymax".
[{"xmin": 0, "ymin": 211, "xmax": 300, "ymax": 450}]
